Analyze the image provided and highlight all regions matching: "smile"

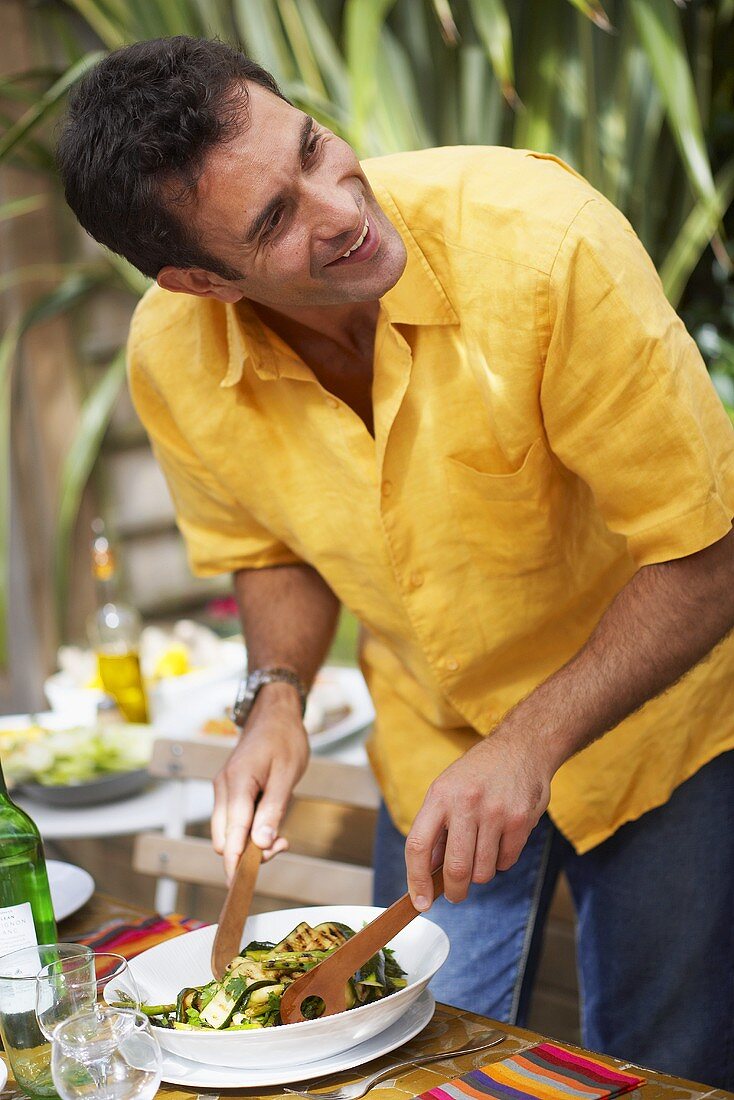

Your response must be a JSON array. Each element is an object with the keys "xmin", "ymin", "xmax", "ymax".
[
  {"xmin": 325, "ymin": 216, "xmax": 380, "ymax": 269},
  {"xmin": 341, "ymin": 218, "xmax": 369, "ymax": 258}
]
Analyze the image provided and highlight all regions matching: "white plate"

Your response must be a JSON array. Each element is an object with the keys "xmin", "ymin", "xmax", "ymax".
[
  {"xmin": 160, "ymin": 989, "xmax": 435, "ymax": 1088},
  {"xmin": 0, "ymin": 1058, "xmax": 6, "ymax": 1091},
  {"xmin": 47, "ymin": 860, "xmax": 95, "ymax": 922},
  {"xmin": 308, "ymin": 666, "xmax": 375, "ymax": 749},
  {"xmin": 0, "ymin": 710, "xmax": 74, "ymax": 731},
  {"xmin": 166, "ymin": 664, "xmax": 374, "ymax": 747}
]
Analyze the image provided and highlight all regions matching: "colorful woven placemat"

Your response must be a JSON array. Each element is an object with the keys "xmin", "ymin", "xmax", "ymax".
[
  {"xmin": 76, "ymin": 913, "xmax": 208, "ymax": 960},
  {"xmin": 419, "ymin": 1041, "xmax": 645, "ymax": 1100}
]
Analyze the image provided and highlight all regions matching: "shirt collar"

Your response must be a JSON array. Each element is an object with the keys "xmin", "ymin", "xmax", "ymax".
[
  {"xmin": 220, "ymin": 300, "xmax": 282, "ymax": 387},
  {"xmin": 371, "ymin": 179, "xmax": 458, "ymax": 328},
  {"xmin": 219, "ymin": 179, "xmax": 458, "ymax": 388}
]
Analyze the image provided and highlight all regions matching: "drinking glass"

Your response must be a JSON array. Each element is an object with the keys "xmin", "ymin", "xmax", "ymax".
[
  {"xmin": 51, "ymin": 1007, "xmax": 161, "ymax": 1100},
  {"xmin": 36, "ymin": 953, "xmax": 140, "ymax": 1041},
  {"xmin": 0, "ymin": 943, "xmax": 92, "ymax": 1099}
]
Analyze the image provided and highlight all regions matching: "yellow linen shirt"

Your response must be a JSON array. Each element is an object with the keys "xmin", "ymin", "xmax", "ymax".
[{"xmin": 128, "ymin": 146, "xmax": 734, "ymax": 853}]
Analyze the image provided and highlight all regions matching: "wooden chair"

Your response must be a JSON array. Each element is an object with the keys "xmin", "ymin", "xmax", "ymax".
[{"xmin": 133, "ymin": 737, "xmax": 380, "ymax": 914}]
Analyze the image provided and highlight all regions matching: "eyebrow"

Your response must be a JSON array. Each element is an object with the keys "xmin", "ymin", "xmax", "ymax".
[{"xmin": 242, "ymin": 115, "xmax": 316, "ymax": 245}]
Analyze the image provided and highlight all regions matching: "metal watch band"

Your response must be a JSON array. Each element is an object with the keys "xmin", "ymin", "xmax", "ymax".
[{"xmin": 232, "ymin": 666, "xmax": 308, "ymax": 729}]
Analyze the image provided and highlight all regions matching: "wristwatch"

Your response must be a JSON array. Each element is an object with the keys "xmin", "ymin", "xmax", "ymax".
[{"xmin": 232, "ymin": 667, "xmax": 308, "ymax": 729}]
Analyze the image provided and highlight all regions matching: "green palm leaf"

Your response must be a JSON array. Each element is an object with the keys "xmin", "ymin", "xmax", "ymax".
[
  {"xmin": 285, "ymin": 0, "xmax": 349, "ymax": 104},
  {"xmin": 628, "ymin": 0, "xmax": 717, "ymax": 209},
  {"xmin": 370, "ymin": 28, "xmax": 432, "ymax": 154},
  {"xmin": 277, "ymin": 0, "xmax": 328, "ymax": 98},
  {"xmin": 63, "ymin": 1, "xmax": 127, "ymax": 49},
  {"xmin": 429, "ymin": 0, "xmax": 460, "ymax": 44},
  {"xmin": 512, "ymin": 0, "xmax": 567, "ymax": 154},
  {"xmin": 345, "ymin": 0, "xmax": 398, "ymax": 150},
  {"xmin": 0, "ymin": 195, "xmax": 45, "ymax": 222},
  {"xmin": 458, "ymin": 44, "xmax": 503, "ymax": 146},
  {"xmin": 564, "ymin": 0, "xmax": 613, "ymax": 32},
  {"xmin": 54, "ymin": 350, "xmax": 128, "ymax": 634},
  {"xmin": 467, "ymin": 0, "xmax": 517, "ymax": 106},
  {"xmin": 0, "ymin": 52, "xmax": 105, "ymax": 161},
  {"xmin": 0, "ymin": 272, "xmax": 103, "ymax": 663},
  {"xmin": 660, "ymin": 159, "xmax": 734, "ymax": 307},
  {"xmin": 234, "ymin": 0, "xmax": 297, "ymax": 84}
]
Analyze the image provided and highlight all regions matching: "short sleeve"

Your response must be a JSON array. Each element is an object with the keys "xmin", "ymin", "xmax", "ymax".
[
  {"xmin": 541, "ymin": 197, "xmax": 734, "ymax": 566},
  {"xmin": 127, "ymin": 347, "xmax": 302, "ymax": 578}
]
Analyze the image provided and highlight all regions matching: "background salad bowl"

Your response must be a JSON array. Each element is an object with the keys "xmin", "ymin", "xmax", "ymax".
[
  {"xmin": 0, "ymin": 713, "xmax": 154, "ymax": 806},
  {"xmin": 125, "ymin": 905, "xmax": 449, "ymax": 1070}
]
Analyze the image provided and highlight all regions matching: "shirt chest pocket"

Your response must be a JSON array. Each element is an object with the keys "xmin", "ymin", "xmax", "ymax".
[{"xmin": 445, "ymin": 438, "xmax": 562, "ymax": 576}]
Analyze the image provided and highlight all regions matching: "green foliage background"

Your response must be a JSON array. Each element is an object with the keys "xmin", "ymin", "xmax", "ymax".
[{"xmin": 0, "ymin": 0, "xmax": 732, "ymax": 663}]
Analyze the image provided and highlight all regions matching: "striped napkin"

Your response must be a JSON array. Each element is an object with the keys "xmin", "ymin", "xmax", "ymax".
[
  {"xmin": 419, "ymin": 1041, "xmax": 644, "ymax": 1100},
  {"xmin": 76, "ymin": 913, "xmax": 208, "ymax": 960}
]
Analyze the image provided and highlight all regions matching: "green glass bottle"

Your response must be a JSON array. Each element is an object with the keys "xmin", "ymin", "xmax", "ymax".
[{"xmin": 0, "ymin": 757, "xmax": 56, "ymax": 955}]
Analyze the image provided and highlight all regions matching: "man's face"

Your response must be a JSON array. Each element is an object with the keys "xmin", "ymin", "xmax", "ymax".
[{"xmin": 175, "ymin": 83, "xmax": 407, "ymax": 309}]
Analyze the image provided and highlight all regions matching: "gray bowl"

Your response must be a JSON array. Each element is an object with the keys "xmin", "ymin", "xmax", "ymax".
[{"xmin": 16, "ymin": 768, "xmax": 152, "ymax": 807}]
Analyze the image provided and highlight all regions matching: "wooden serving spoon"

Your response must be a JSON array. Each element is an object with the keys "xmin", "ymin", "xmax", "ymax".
[
  {"xmin": 279, "ymin": 866, "xmax": 444, "ymax": 1024},
  {"xmin": 211, "ymin": 838, "xmax": 263, "ymax": 981}
]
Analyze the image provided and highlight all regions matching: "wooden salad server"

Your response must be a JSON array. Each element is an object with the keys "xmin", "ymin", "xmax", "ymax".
[
  {"xmin": 211, "ymin": 837, "xmax": 263, "ymax": 981},
  {"xmin": 279, "ymin": 866, "xmax": 444, "ymax": 1024}
]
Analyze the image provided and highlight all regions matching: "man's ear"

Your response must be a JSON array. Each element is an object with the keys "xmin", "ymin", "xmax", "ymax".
[{"xmin": 157, "ymin": 266, "xmax": 245, "ymax": 303}]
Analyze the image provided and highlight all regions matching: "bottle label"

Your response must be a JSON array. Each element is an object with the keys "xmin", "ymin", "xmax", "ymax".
[{"xmin": 0, "ymin": 901, "xmax": 38, "ymax": 956}]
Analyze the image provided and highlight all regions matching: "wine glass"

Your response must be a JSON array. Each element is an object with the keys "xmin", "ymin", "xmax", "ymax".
[
  {"xmin": 36, "ymin": 953, "xmax": 140, "ymax": 1041},
  {"xmin": 0, "ymin": 943, "xmax": 92, "ymax": 1099},
  {"xmin": 50, "ymin": 1006, "xmax": 161, "ymax": 1100}
]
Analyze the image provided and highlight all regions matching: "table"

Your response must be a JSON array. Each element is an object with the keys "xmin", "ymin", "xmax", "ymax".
[{"xmin": 2, "ymin": 893, "xmax": 730, "ymax": 1100}]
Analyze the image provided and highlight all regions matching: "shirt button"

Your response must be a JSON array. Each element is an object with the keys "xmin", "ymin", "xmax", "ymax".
[
  {"xmin": 445, "ymin": 657, "xmax": 460, "ymax": 672},
  {"xmin": 326, "ymin": 396, "xmax": 339, "ymax": 409},
  {"xmin": 381, "ymin": 480, "xmax": 392, "ymax": 497},
  {"xmin": 410, "ymin": 572, "xmax": 424, "ymax": 588}
]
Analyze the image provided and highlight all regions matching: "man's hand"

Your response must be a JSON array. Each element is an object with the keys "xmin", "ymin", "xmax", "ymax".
[
  {"xmin": 405, "ymin": 728, "xmax": 553, "ymax": 909},
  {"xmin": 212, "ymin": 563, "xmax": 340, "ymax": 880},
  {"xmin": 210, "ymin": 683, "xmax": 309, "ymax": 880},
  {"xmin": 406, "ymin": 525, "xmax": 734, "ymax": 911}
]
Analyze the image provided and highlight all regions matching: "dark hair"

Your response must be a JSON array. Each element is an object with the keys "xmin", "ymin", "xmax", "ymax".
[{"xmin": 56, "ymin": 36, "xmax": 288, "ymax": 279}]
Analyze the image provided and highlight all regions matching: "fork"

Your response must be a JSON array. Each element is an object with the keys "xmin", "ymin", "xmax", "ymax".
[{"xmin": 284, "ymin": 1029, "xmax": 506, "ymax": 1100}]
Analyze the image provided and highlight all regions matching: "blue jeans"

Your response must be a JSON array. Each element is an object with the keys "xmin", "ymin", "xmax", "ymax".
[{"xmin": 373, "ymin": 750, "xmax": 734, "ymax": 1090}]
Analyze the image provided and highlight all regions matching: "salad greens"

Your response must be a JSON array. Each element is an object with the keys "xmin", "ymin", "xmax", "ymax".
[
  {"xmin": 1, "ymin": 723, "xmax": 152, "ymax": 787},
  {"xmin": 141, "ymin": 920, "xmax": 407, "ymax": 1031}
]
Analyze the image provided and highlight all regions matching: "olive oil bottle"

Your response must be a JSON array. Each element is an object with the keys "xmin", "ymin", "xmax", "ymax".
[
  {"xmin": 0, "ymin": 757, "xmax": 56, "ymax": 955},
  {"xmin": 86, "ymin": 518, "xmax": 149, "ymax": 723}
]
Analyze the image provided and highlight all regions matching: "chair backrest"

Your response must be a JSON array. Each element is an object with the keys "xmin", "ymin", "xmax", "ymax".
[{"xmin": 133, "ymin": 737, "xmax": 380, "ymax": 912}]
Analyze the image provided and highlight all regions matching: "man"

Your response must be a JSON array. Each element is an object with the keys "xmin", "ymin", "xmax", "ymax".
[{"xmin": 57, "ymin": 36, "xmax": 734, "ymax": 1087}]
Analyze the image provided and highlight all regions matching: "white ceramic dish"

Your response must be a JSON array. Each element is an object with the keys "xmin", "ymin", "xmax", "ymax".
[
  {"xmin": 307, "ymin": 667, "xmax": 375, "ymax": 749},
  {"xmin": 159, "ymin": 989, "xmax": 435, "ymax": 1088},
  {"xmin": 47, "ymin": 860, "xmax": 95, "ymax": 921},
  {"xmin": 0, "ymin": 710, "xmax": 73, "ymax": 733},
  {"xmin": 157, "ymin": 664, "xmax": 374, "ymax": 746},
  {"xmin": 127, "ymin": 905, "xmax": 449, "ymax": 1070},
  {"xmin": 44, "ymin": 639, "xmax": 246, "ymax": 725}
]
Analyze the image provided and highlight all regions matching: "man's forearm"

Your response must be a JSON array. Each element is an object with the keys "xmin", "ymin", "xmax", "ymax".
[
  {"xmin": 211, "ymin": 564, "xmax": 340, "ymax": 876},
  {"xmin": 406, "ymin": 527, "xmax": 734, "ymax": 908},
  {"xmin": 503, "ymin": 525, "xmax": 734, "ymax": 771},
  {"xmin": 234, "ymin": 563, "xmax": 340, "ymax": 690}
]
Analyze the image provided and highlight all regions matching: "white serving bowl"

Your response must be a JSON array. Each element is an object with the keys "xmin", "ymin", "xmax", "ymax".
[
  {"xmin": 44, "ymin": 640, "xmax": 245, "ymax": 729},
  {"xmin": 126, "ymin": 905, "xmax": 449, "ymax": 1070}
]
